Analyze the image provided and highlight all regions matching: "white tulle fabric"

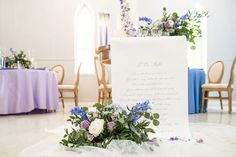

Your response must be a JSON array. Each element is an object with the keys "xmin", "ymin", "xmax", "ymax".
[{"xmin": 19, "ymin": 123, "xmax": 236, "ymax": 157}]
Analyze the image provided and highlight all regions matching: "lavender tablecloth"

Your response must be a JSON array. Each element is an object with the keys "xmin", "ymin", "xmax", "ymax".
[{"xmin": 0, "ymin": 69, "xmax": 59, "ymax": 114}]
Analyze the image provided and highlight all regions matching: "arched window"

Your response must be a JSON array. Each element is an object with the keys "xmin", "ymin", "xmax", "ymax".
[{"xmin": 75, "ymin": 3, "xmax": 94, "ymax": 74}]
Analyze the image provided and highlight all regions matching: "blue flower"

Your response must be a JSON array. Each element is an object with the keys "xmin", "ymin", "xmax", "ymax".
[
  {"xmin": 130, "ymin": 101, "xmax": 150, "ymax": 124},
  {"xmin": 70, "ymin": 107, "xmax": 88, "ymax": 120},
  {"xmin": 131, "ymin": 101, "xmax": 150, "ymax": 113},
  {"xmin": 180, "ymin": 13, "xmax": 189, "ymax": 20},
  {"xmin": 139, "ymin": 17, "xmax": 152, "ymax": 24}
]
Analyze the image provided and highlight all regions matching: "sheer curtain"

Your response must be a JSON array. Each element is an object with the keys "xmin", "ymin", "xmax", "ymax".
[{"xmin": 98, "ymin": 13, "xmax": 110, "ymax": 46}]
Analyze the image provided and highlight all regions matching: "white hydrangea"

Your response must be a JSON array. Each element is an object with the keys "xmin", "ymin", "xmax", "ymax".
[{"xmin": 89, "ymin": 119, "xmax": 104, "ymax": 137}]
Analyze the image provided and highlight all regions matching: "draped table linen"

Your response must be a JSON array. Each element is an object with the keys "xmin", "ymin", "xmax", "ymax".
[
  {"xmin": 0, "ymin": 69, "xmax": 59, "ymax": 114},
  {"xmin": 188, "ymin": 68, "xmax": 206, "ymax": 114}
]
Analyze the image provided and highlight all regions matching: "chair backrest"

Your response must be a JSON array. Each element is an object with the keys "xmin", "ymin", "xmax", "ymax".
[
  {"xmin": 228, "ymin": 57, "xmax": 236, "ymax": 87},
  {"xmin": 74, "ymin": 63, "xmax": 82, "ymax": 87},
  {"xmin": 208, "ymin": 61, "xmax": 224, "ymax": 83},
  {"xmin": 50, "ymin": 65, "xmax": 64, "ymax": 84},
  {"xmin": 94, "ymin": 56, "xmax": 109, "ymax": 89},
  {"xmin": 95, "ymin": 45, "xmax": 110, "ymax": 61}
]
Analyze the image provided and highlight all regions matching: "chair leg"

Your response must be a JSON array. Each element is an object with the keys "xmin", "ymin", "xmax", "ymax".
[
  {"xmin": 98, "ymin": 91, "xmax": 101, "ymax": 103},
  {"xmin": 228, "ymin": 89, "xmax": 232, "ymax": 114},
  {"xmin": 74, "ymin": 91, "xmax": 78, "ymax": 106},
  {"xmin": 201, "ymin": 89, "xmax": 205, "ymax": 113},
  {"xmin": 60, "ymin": 91, "xmax": 65, "ymax": 108},
  {"xmin": 103, "ymin": 91, "xmax": 108, "ymax": 105},
  {"xmin": 101, "ymin": 91, "xmax": 104, "ymax": 105},
  {"xmin": 218, "ymin": 91, "xmax": 223, "ymax": 110},
  {"xmin": 205, "ymin": 91, "xmax": 209, "ymax": 108}
]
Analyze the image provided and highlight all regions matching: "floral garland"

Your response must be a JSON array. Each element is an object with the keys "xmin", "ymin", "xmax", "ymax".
[
  {"xmin": 119, "ymin": 0, "xmax": 208, "ymax": 49},
  {"xmin": 60, "ymin": 100, "xmax": 160, "ymax": 148},
  {"xmin": 119, "ymin": 0, "xmax": 138, "ymax": 37}
]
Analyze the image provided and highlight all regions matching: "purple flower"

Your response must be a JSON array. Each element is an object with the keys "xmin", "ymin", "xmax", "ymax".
[
  {"xmin": 81, "ymin": 120, "xmax": 90, "ymax": 129},
  {"xmin": 87, "ymin": 134, "xmax": 94, "ymax": 141},
  {"xmin": 139, "ymin": 17, "xmax": 152, "ymax": 24},
  {"xmin": 107, "ymin": 121, "xmax": 116, "ymax": 131},
  {"xmin": 168, "ymin": 16, "xmax": 173, "ymax": 20}
]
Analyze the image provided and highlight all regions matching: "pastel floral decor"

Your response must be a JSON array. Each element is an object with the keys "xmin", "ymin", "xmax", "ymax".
[
  {"xmin": 6, "ymin": 48, "xmax": 32, "ymax": 69},
  {"xmin": 60, "ymin": 100, "xmax": 160, "ymax": 148},
  {"xmin": 119, "ymin": 0, "xmax": 208, "ymax": 49}
]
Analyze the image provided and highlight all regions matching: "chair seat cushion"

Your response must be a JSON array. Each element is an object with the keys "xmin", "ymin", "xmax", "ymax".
[
  {"xmin": 58, "ymin": 85, "xmax": 75, "ymax": 90},
  {"xmin": 98, "ymin": 84, "xmax": 112, "ymax": 90},
  {"xmin": 202, "ymin": 83, "xmax": 228, "ymax": 89}
]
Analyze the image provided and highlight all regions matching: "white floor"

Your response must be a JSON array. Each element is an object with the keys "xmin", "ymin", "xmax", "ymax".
[{"xmin": 0, "ymin": 102, "xmax": 236, "ymax": 157}]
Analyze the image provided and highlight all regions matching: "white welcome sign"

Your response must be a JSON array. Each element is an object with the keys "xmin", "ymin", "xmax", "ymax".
[{"xmin": 111, "ymin": 36, "xmax": 191, "ymax": 139}]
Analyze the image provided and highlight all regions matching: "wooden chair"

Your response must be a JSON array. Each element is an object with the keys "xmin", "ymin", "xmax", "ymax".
[
  {"xmin": 95, "ymin": 45, "xmax": 111, "ymax": 64},
  {"xmin": 201, "ymin": 57, "xmax": 236, "ymax": 113},
  {"xmin": 50, "ymin": 65, "xmax": 65, "ymax": 85},
  {"xmin": 58, "ymin": 63, "xmax": 82, "ymax": 108},
  {"xmin": 94, "ymin": 56, "xmax": 112, "ymax": 104},
  {"xmin": 50, "ymin": 65, "xmax": 66, "ymax": 107}
]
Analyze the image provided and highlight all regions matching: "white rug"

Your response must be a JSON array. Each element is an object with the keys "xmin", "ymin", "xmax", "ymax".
[{"xmin": 18, "ymin": 123, "xmax": 236, "ymax": 157}]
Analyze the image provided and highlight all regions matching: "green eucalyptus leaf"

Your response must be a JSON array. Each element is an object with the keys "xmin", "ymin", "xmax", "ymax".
[
  {"xmin": 153, "ymin": 113, "xmax": 159, "ymax": 119},
  {"xmin": 153, "ymin": 120, "xmax": 160, "ymax": 126},
  {"xmin": 145, "ymin": 128, "xmax": 155, "ymax": 133},
  {"xmin": 144, "ymin": 112, "xmax": 150, "ymax": 119},
  {"xmin": 81, "ymin": 107, "xmax": 88, "ymax": 112}
]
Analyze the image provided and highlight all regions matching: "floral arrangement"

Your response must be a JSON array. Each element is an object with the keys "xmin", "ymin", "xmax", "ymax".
[
  {"xmin": 60, "ymin": 100, "xmax": 160, "ymax": 148},
  {"xmin": 119, "ymin": 0, "xmax": 208, "ymax": 49},
  {"xmin": 119, "ymin": 0, "xmax": 138, "ymax": 37},
  {"xmin": 6, "ymin": 48, "xmax": 32, "ymax": 69}
]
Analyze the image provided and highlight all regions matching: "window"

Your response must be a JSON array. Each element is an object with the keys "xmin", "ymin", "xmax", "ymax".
[{"xmin": 75, "ymin": 3, "xmax": 94, "ymax": 74}]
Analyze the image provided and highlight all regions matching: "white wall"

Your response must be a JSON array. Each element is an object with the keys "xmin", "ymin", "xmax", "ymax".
[
  {"xmin": 0, "ymin": 0, "xmax": 235, "ymax": 101},
  {"xmin": 0, "ymin": 0, "xmax": 119, "ymax": 102}
]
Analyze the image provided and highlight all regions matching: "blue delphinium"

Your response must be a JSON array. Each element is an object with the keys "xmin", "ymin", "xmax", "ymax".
[
  {"xmin": 180, "ymin": 13, "xmax": 189, "ymax": 20},
  {"xmin": 130, "ymin": 101, "xmax": 150, "ymax": 124},
  {"xmin": 70, "ymin": 107, "xmax": 88, "ymax": 121},
  {"xmin": 139, "ymin": 17, "xmax": 152, "ymax": 25},
  {"xmin": 131, "ymin": 101, "xmax": 150, "ymax": 112}
]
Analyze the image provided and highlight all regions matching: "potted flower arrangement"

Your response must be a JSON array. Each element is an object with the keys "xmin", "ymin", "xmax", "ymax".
[
  {"xmin": 60, "ymin": 100, "xmax": 159, "ymax": 148},
  {"xmin": 138, "ymin": 8, "xmax": 208, "ymax": 49},
  {"xmin": 119, "ymin": 0, "xmax": 208, "ymax": 49},
  {"xmin": 6, "ymin": 49, "xmax": 32, "ymax": 69}
]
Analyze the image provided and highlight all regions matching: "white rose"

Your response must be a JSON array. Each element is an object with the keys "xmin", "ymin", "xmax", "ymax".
[{"xmin": 89, "ymin": 119, "xmax": 104, "ymax": 137}]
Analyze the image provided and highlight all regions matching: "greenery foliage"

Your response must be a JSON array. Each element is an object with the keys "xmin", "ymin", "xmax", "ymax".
[
  {"xmin": 60, "ymin": 100, "xmax": 159, "ymax": 148},
  {"xmin": 7, "ymin": 50, "xmax": 32, "ymax": 69},
  {"xmin": 139, "ymin": 8, "xmax": 208, "ymax": 49}
]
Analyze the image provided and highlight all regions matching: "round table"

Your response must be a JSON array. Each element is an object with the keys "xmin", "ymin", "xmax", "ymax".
[
  {"xmin": 188, "ymin": 68, "xmax": 206, "ymax": 114},
  {"xmin": 0, "ymin": 69, "xmax": 59, "ymax": 114}
]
